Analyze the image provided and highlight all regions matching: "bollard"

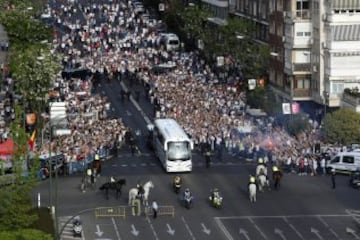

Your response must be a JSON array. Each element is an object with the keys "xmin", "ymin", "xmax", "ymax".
[
  {"xmin": 132, "ymin": 199, "xmax": 141, "ymax": 216},
  {"xmin": 38, "ymin": 193, "xmax": 41, "ymax": 208}
]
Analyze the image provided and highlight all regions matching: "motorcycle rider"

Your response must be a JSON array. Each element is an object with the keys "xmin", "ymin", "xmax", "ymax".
[
  {"xmin": 72, "ymin": 217, "xmax": 82, "ymax": 237},
  {"xmin": 173, "ymin": 175, "xmax": 182, "ymax": 192},
  {"xmin": 173, "ymin": 175, "xmax": 182, "ymax": 186},
  {"xmin": 210, "ymin": 188, "xmax": 220, "ymax": 203},
  {"xmin": 183, "ymin": 188, "xmax": 193, "ymax": 201}
]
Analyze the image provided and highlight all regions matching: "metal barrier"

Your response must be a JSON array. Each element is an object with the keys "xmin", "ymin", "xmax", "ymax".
[
  {"xmin": 144, "ymin": 205, "xmax": 175, "ymax": 217},
  {"xmin": 95, "ymin": 206, "xmax": 126, "ymax": 219}
]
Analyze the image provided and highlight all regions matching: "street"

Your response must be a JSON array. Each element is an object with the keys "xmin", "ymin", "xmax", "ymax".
[{"xmin": 31, "ymin": 73, "xmax": 360, "ymax": 240}]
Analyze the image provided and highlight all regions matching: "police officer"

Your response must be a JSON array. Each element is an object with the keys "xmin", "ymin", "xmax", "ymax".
[
  {"xmin": 248, "ymin": 175, "xmax": 256, "ymax": 186},
  {"xmin": 331, "ymin": 168, "xmax": 336, "ymax": 189}
]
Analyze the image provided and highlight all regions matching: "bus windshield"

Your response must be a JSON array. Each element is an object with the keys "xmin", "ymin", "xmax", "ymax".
[{"xmin": 167, "ymin": 141, "xmax": 191, "ymax": 160}]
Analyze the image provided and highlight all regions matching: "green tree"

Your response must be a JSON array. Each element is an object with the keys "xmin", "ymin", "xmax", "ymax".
[
  {"xmin": 0, "ymin": 229, "xmax": 52, "ymax": 240},
  {"xmin": 0, "ymin": 106, "xmax": 41, "ymax": 231},
  {"xmin": 322, "ymin": 109, "xmax": 360, "ymax": 145},
  {"xmin": 0, "ymin": 0, "xmax": 52, "ymax": 44},
  {"xmin": 10, "ymin": 44, "xmax": 62, "ymax": 114},
  {"xmin": 179, "ymin": 4, "xmax": 212, "ymax": 43}
]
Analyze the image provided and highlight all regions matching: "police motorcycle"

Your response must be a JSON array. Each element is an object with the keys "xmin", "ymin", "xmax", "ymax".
[
  {"xmin": 183, "ymin": 188, "xmax": 194, "ymax": 209},
  {"xmin": 349, "ymin": 169, "xmax": 360, "ymax": 189},
  {"xmin": 209, "ymin": 188, "xmax": 223, "ymax": 208},
  {"xmin": 72, "ymin": 217, "xmax": 82, "ymax": 238},
  {"xmin": 173, "ymin": 175, "xmax": 182, "ymax": 194}
]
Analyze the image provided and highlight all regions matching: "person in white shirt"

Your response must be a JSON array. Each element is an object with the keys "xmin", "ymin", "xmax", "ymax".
[{"xmin": 151, "ymin": 200, "xmax": 158, "ymax": 219}]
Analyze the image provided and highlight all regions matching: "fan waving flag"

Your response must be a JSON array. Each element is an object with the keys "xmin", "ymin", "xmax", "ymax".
[{"xmin": 29, "ymin": 130, "xmax": 36, "ymax": 151}]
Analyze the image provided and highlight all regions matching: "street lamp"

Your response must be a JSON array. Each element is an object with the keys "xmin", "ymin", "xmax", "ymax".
[{"xmin": 48, "ymin": 101, "xmax": 68, "ymax": 240}]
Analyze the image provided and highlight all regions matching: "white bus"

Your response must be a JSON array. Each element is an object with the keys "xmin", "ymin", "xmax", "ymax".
[{"xmin": 150, "ymin": 118, "xmax": 193, "ymax": 172}]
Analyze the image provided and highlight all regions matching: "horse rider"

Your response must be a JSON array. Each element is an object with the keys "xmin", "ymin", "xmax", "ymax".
[
  {"xmin": 272, "ymin": 166, "xmax": 283, "ymax": 185},
  {"xmin": 248, "ymin": 175, "xmax": 256, "ymax": 187},
  {"xmin": 137, "ymin": 181, "xmax": 145, "ymax": 198},
  {"xmin": 110, "ymin": 176, "xmax": 116, "ymax": 183},
  {"xmin": 256, "ymin": 158, "xmax": 267, "ymax": 175}
]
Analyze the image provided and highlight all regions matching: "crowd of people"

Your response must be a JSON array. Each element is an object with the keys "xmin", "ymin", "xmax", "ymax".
[
  {"xmin": 0, "ymin": 0, "xmax": 348, "ymax": 178},
  {"xmin": 44, "ymin": 0, "xmax": 344, "ymax": 172}
]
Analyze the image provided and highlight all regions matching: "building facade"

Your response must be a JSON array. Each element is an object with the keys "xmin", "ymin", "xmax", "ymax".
[{"xmin": 219, "ymin": 0, "xmax": 360, "ymax": 110}]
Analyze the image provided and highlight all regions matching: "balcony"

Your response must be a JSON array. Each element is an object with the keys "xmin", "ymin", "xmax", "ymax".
[
  {"xmin": 341, "ymin": 89, "xmax": 360, "ymax": 112},
  {"xmin": 293, "ymin": 63, "xmax": 311, "ymax": 72},
  {"xmin": 294, "ymin": 88, "xmax": 311, "ymax": 98},
  {"xmin": 285, "ymin": 10, "xmax": 311, "ymax": 21}
]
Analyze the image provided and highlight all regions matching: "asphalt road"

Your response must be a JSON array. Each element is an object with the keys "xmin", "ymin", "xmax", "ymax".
[{"xmin": 32, "ymin": 79, "xmax": 360, "ymax": 240}]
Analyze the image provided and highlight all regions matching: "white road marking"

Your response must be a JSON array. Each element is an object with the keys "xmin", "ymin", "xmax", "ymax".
[
  {"xmin": 111, "ymin": 217, "xmax": 121, "ymax": 240},
  {"xmin": 146, "ymin": 217, "xmax": 160, "ymax": 240},
  {"xmin": 310, "ymin": 227, "xmax": 324, "ymax": 240},
  {"xmin": 214, "ymin": 217, "xmax": 233, "ymax": 240},
  {"xmin": 248, "ymin": 217, "xmax": 267, "ymax": 239},
  {"xmin": 120, "ymin": 82, "xmax": 151, "ymax": 125},
  {"xmin": 217, "ymin": 214, "xmax": 351, "ymax": 220},
  {"xmin": 317, "ymin": 216, "xmax": 341, "ymax": 239},
  {"xmin": 239, "ymin": 228, "xmax": 250, "ymax": 240},
  {"xmin": 283, "ymin": 217, "xmax": 304, "ymax": 240},
  {"xmin": 274, "ymin": 228, "xmax": 286, "ymax": 240},
  {"xmin": 181, "ymin": 216, "xmax": 196, "ymax": 240},
  {"xmin": 346, "ymin": 227, "xmax": 360, "ymax": 239}
]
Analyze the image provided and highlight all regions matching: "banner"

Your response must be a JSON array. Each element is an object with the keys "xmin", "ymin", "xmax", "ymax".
[
  {"xmin": 248, "ymin": 79, "xmax": 256, "ymax": 90},
  {"xmin": 282, "ymin": 103, "xmax": 291, "ymax": 115}
]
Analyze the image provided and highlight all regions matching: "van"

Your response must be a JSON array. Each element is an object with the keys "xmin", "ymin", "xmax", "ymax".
[
  {"xmin": 327, "ymin": 151, "xmax": 360, "ymax": 174},
  {"xmin": 158, "ymin": 33, "xmax": 180, "ymax": 51}
]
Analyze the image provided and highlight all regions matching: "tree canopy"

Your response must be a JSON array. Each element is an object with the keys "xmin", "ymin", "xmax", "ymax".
[{"xmin": 322, "ymin": 109, "xmax": 360, "ymax": 145}]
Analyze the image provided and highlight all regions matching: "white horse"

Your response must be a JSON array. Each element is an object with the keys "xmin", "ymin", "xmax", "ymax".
[
  {"xmin": 128, "ymin": 181, "xmax": 154, "ymax": 206},
  {"xmin": 248, "ymin": 183, "xmax": 257, "ymax": 203},
  {"xmin": 256, "ymin": 164, "xmax": 267, "ymax": 177},
  {"xmin": 257, "ymin": 174, "xmax": 269, "ymax": 192}
]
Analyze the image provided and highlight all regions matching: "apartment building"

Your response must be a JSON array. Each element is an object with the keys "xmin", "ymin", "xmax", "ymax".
[{"xmin": 222, "ymin": 0, "xmax": 360, "ymax": 111}]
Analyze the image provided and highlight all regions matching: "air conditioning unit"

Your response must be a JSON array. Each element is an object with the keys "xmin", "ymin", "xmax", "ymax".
[{"xmin": 313, "ymin": 65, "xmax": 317, "ymax": 72}]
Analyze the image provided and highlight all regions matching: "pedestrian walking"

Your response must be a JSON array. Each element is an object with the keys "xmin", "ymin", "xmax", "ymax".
[
  {"xmin": 152, "ymin": 200, "xmax": 158, "ymax": 219},
  {"xmin": 331, "ymin": 169, "xmax": 336, "ymax": 189}
]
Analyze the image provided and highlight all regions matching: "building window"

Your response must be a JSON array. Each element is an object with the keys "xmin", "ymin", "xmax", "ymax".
[
  {"xmin": 296, "ymin": 0, "xmax": 309, "ymax": 19},
  {"xmin": 296, "ymin": 78, "xmax": 310, "ymax": 89},
  {"xmin": 269, "ymin": 0, "xmax": 275, "ymax": 13},
  {"xmin": 304, "ymin": 32, "xmax": 311, "ymax": 36},
  {"xmin": 296, "ymin": 32, "xmax": 304, "ymax": 36},
  {"xmin": 270, "ymin": 22, "xmax": 275, "ymax": 34},
  {"xmin": 277, "ymin": 0, "xmax": 283, "ymax": 11},
  {"xmin": 331, "ymin": 82, "xmax": 344, "ymax": 95}
]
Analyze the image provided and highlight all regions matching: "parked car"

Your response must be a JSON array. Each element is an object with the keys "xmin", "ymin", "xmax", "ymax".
[{"xmin": 327, "ymin": 151, "xmax": 360, "ymax": 174}]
